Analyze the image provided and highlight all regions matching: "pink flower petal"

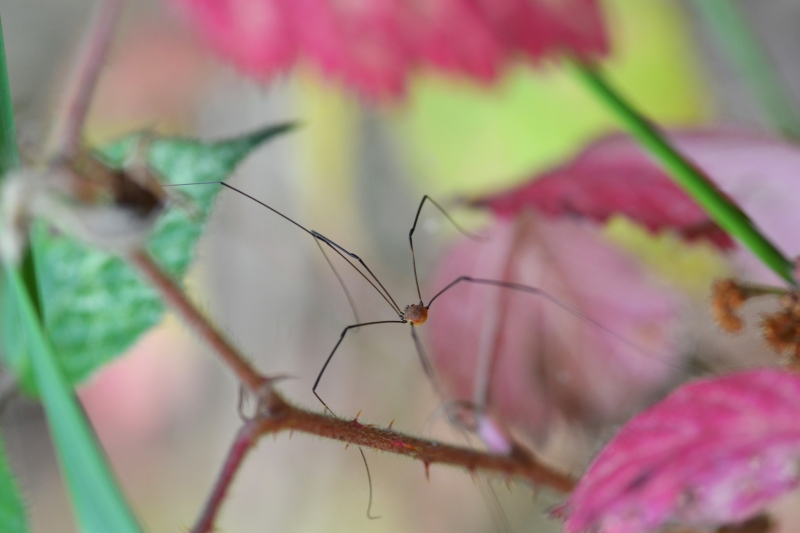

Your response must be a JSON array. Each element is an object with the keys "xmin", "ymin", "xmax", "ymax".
[
  {"xmin": 426, "ymin": 213, "xmax": 680, "ymax": 439},
  {"xmin": 559, "ymin": 369, "xmax": 800, "ymax": 533},
  {"xmin": 172, "ymin": 0, "xmax": 608, "ymax": 97}
]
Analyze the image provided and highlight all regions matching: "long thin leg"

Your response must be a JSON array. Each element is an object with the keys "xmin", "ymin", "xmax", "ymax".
[
  {"xmin": 408, "ymin": 195, "xmax": 484, "ymax": 303},
  {"xmin": 167, "ymin": 181, "xmax": 403, "ymax": 316},
  {"xmin": 426, "ymin": 276, "xmax": 684, "ymax": 374},
  {"xmin": 220, "ymin": 182, "xmax": 402, "ymax": 314},
  {"xmin": 311, "ymin": 231, "xmax": 402, "ymax": 315},
  {"xmin": 409, "ymin": 325, "xmax": 445, "ymax": 399},
  {"xmin": 314, "ymin": 237, "xmax": 360, "ymax": 324},
  {"xmin": 358, "ymin": 448, "xmax": 380, "ymax": 520},
  {"xmin": 313, "ymin": 320, "xmax": 405, "ymax": 413},
  {"xmin": 408, "ymin": 325, "xmax": 512, "ymax": 533}
]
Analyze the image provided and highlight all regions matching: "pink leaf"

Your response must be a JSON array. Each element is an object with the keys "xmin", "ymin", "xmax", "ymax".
[
  {"xmin": 426, "ymin": 213, "xmax": 680, "ymax": 439},
  {"xmin": 558, "ymin": 369, "xmax": 800, "ymax": 533},
  {"xmin": 173, "ymin": 0, "xmax": 298, "ymax": 79},
  {"xmin": 172, "ymin": 0, "xmax": 608, "ymax": 98},
  {"xmin": 473, "ymin": 130, "xmax": 800, "ymax": 257},
  {"xmin": 474, "ymin": 0, "xmax": 607, "ymax": 62},
  {"xmin": 402, "ymin": 0, "xmax": 504, "ymax": 81},
  {"xmin": 291, "ymin": 0, "xmax": 413, "ymax": 96}
]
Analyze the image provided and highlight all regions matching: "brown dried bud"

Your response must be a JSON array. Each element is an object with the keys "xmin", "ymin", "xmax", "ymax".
[
  {"xmin": 1, "ymin": 145, "xmax": 167, "ymax": 263},
  {"xmin": 711, "ymin": 279, "xmax": 748, "ymax": 333},
  {"xmin": 762, "ymin": 304, "xmax": 800, "ymax": 357}
]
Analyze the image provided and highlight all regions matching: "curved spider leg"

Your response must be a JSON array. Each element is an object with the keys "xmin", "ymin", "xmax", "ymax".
[
  {"xmin": 313, "ymin": 320, "xmax": 405, "ymax": 413},
  {"xmin": 407, "ymin": 195, "xmax": 484, "ymax": 304},
  {"xmin": 427, "ymin": 275, "xmax": 698, "ymax": 377}
]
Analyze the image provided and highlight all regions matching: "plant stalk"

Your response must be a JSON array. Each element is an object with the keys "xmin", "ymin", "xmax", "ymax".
[{"xmin": 569, "ymin": 60, "xmax": 796, "ymax": 286}]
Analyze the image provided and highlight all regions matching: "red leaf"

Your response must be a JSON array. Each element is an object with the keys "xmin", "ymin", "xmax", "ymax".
[
  {"xmin": 472, "ymin": 130, "xmax": 800, "ymax": 256},
  {"xmin": 426, "ymin": 213, "xmax": 680, "ymax": 440},
  {"xmin": 173, "ymin": 0, "xmax": 608, "ymax": 98},
  {"xmin": 558, "ymin": 369, "xmax": 800, "ymax": 533},
  {"xmin": 173, "ymin": 0, "xmax": 298, "ymax": 79}
]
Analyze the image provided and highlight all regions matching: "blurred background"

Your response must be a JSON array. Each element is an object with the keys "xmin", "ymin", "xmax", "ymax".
[{"xmin": 1, "ymin": 0, "xmax": 799, "ymax": 532}]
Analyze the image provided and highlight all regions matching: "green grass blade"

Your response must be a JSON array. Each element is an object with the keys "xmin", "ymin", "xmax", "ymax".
[
  {"xmin": 3, "ymin": 263, "xmax": 143, "ymax": 533},
  {"xmin": 691, "ymin": 1, "xmax": 800, "ymax": 140},
  {"xmin": 0, "ymin": 11, "xmax": 31, "ymax": 533},
  {"xmin": 569, "ymin": 60, "xmax": 796, "ymax": 286},
  {"xmin": 0, "ymin": 15, "xmax": 17, "ymax": 175},
  {"xmin": 0, "ymin": 430, "xmax": 30, "ymax": 533}
]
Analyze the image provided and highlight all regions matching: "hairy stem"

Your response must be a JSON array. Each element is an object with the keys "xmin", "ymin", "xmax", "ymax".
[
  {"xmin": 127, "ymin": 248, "xmax": 266, "ymax": 392},
  {"xmin": 259, "ymin": 391, "xmax": 575, "ymax": 492},
  {"xmin": 569, "ymin": 60, "xmax": 796, "ymax": 286},
  {"xmin": 191, "ymin": 385, "xmax": 575, "ymax": 532},
  {"xmin": 191, "ymin": 420, "xmax": 261, "ymax": 533},
  {"xmin": 48, "ymin": 0, "xmax": 125, "ymax": 157}
]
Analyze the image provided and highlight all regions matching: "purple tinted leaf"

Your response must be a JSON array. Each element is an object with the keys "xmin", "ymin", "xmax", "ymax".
[{"xmin": 559, "ymin": 369, "xmax": 800, "ymax": 533}]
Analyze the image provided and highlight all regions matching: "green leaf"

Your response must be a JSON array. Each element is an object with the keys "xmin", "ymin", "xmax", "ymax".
[
  {"xmin": 0, "ymin": 430, "xmax": 30, "ymax": 533},
  {"xmin": 4, "ymin": 262, "xmax": 142, "ymax": 532},
  {"xmin": 2, "ymin": 123, "xmax": 294, "ymax": 390}
]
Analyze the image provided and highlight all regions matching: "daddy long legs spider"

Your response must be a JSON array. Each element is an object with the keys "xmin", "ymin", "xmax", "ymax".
[
  {"xmin": 172, "ymin": 177, "xmax": 696, "ymax": 531},
  {"xmin": 174, "ymin": 179, "xmax": 690, "ymax": 445}
]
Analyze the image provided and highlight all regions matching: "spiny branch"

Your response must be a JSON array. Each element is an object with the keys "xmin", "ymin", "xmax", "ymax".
[
  {"xmin": 257, "ymin": 391, "xmax": 576, "ymax": 492},
  {"xmin": 127, "ymin": 248, "xmax": 266, "ymax": 392},
  {"xmin": 130, "ymin": 245, "xmax": 575, "ymax": 533},
  {"xmin": 191, "ymin": 384, "xmax": 575, "ymax": 533},
  {"xmin": 190, "ymin": 420, "xmax": 261, "ymax": 533}
]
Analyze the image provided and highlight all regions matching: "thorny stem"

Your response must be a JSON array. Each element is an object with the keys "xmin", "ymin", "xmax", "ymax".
[
  {"xmin": 140, "ymin": 247, "xmax": 578, "ymax": 532},
  {"xmin": 127, "ymin": 248, "xmax": 266, "ymax": 392},
  {"xmin": 257, "ymin": 394, "xmax": 575, "ymax": 492},
  {"xmin": 48, "ymin": 0, "xmax": 125, "ymax": 157},
  {"xmin": 191, "ymin": 420, "xmax": 261, "ymax": 533},
  {"xmin": 191, "ymin": 387, "xmax": 576, "ymax": 533}
]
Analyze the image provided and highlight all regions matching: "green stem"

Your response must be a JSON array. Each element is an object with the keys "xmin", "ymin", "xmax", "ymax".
[
  {"xmin": 0, "ymin": 14, "xmax": 42, "ymax": 319},
  {"xmin": 3, "ymin": 263, "xmax": 142, "ymax": 533},
  {"xmin": 569, "ymin": 60, "xmax": 796, "ymax": 286},
  {"xmin": 0, "ymin": 8, "xmax": 142, "ymax": 532},
  {"xmin": 692, "ymin": 0, "xmax": 800, "ymax": 140},
  {"xmin": 0, "ymin": 14, "xmax": 18, "ymax": 174}
]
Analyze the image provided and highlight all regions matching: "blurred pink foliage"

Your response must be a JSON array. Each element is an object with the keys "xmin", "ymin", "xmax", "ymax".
[
  {"xmin": 171, "ymin": 0, "xmax": 608, "ymax": 97},
  {"xmin": 473, "ymin": 130, "xmax": 800, "ymax": 281},
  {"xmin": 558, "ymin": 369, "xmax": 800, "ymax": 533},
  {"xmin": 426, "ymin": 213, "xmax": 679, "ymax": 441}
]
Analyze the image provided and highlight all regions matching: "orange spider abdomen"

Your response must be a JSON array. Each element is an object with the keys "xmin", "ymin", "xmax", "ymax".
[{"xmin": 404, "ymin": 303, "xmax": 428, "ymax": 325}]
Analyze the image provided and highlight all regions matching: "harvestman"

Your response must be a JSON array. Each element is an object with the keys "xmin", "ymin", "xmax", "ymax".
[
  {"xmin": 170, "ymin": 179, "xmax": 689, "ymax": 530},
  {"xmin": 173, "ymin": 180, "xmax": 682, "ymax": 420}
]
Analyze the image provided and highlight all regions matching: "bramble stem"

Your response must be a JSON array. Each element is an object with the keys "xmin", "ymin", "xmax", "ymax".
[
  {"xmin": 128, "ymin": 248, "xmax": 266, "ymax": 392},
  {"xmin": 191, "ymin": 421, "xmax": 261, "ymax": 533},
  {"xmin": 257, "ymin": 392, "xmax": 576, "ymax": 492},
  {"xmin": 190, "ymin": 385, "xmax": 576, "ymax": 532},
  {"xmin": 48, "ymin": 0, "xmax": 125, "ymax": 157},
  {"xmin": 569, "ymin": 60, "xmax": 796, "ymax": 286},
  {"xmin": 135, "ymin": 237, "xmax": 575, "ymax": 531}
]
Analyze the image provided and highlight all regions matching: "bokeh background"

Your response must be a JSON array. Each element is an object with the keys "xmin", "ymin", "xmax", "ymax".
[{"xmin": 1, "ymin": 0, "xmax": 799, "ymax": 531}]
